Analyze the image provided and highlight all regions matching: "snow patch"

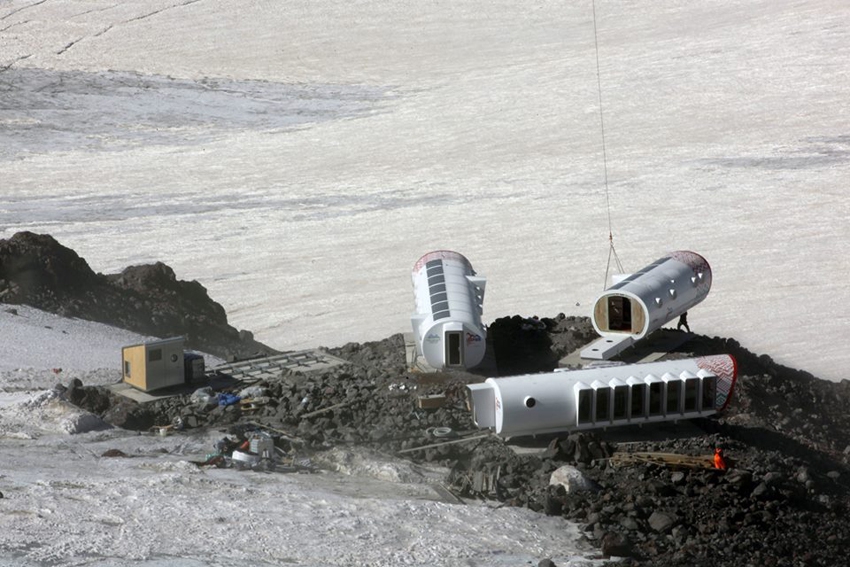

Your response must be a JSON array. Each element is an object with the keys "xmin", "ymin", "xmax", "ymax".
[
  {"xmin": 0, "ymin": 389, "xmax": 110, "ymax": 438},
  {"xmin": 313, "ymin": 446, "xmax": 450, "ymax": 485},
  {"xmin": 0, "ymin": 304, "xmax": 157, "ymax": 374},
  {"xmin": 0, "ymin": 430, "xmax": 605, "ymax": 566}
]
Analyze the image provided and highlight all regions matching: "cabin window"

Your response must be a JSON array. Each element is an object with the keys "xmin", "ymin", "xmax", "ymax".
[
  {"xmin": 431, "ymin": 292, "xmax": 448, "ymax": 303},
  {"xmin": 432, "ymin": 300, "xmax": 449, "ymax": 313},
  {"xmin": 702, "ymin": 376, "xmax": 717, "ymax": 410},
  {"xmin": 607, "ymin": 296, "xmax": 632, "ymax": 331},
  {"xmin": 666, "ymin": 382, "xmax": 681, "ymax": 414},
  {"xmin": 428, "ymin": 274, "xmax": 445, "ymax": 286},
  {"xmin": 429, "ymin": 283, "xmax": 446, "ymax": 294},
  {"xmin": 595, "ymin": 387, "xmax": 610, "ymax": 422},
  {"xmin": 630, "ymin": 385, "xmax": 645, "ymax": 417},
  {"xmin": 578, "ymin": 390, "xmax": 592, "ymax": 424},
  {"xmin": 684, "ymin": 379, "xmax": 699, "ymax": 412},
  {"xmin": 648, "ymin": 382, "xmax": 663, "ymax": 416},
  {"xmin": 148, "ymin": 348, "xmax": 162, "ymax": 362},
  {"xmin": 124, "ymin": 361, "xmax": 131, "ymax": 377},
  {"xmin": 613, "ymin": 386, "xmax": 628, "ymax": 420}
]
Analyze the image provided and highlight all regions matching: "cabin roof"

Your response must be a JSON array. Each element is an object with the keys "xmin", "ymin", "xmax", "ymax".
[{"xmin": 121, "ymin": 336, "xmax": 185, "ymax": 351}]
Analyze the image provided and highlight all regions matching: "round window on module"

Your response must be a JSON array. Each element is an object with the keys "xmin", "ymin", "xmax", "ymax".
[
  {"xmin": 171, "ymin": 354, "xmax": 179, "ymax": 363},
  {"xmin": 524, "ymin": 396, "xmax": 537, "ymax": 409}
]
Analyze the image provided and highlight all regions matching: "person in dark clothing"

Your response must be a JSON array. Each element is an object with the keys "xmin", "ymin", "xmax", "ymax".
[{"xmin": 677, "ymin": 311, "xmax": 690, "ymax": 332}]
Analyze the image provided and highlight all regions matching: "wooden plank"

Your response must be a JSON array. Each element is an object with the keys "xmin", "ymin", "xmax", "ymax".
[
  {"xmin": 397, "ymin": 432, "xmax": 493, "ymax": 454},
  {"xmin": 608, "ymin": 451, "xmax": 715, "ymax": 470},
  {"xmin": 300, "ymin": 401, "xmax": 349, "ymax": 419}
]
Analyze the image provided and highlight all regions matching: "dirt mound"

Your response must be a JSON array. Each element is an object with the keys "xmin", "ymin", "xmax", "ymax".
[{"xmin": 0, "ymin": 231, "xmax": 271, "ymax": 359}]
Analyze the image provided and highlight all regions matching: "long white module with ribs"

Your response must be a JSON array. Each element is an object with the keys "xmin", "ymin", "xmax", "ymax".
[{"xmin": 467, "ymin": 355, "xmax": 737, "ymax": 437}]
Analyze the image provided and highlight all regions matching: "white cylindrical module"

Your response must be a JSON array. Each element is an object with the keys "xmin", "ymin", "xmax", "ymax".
[
  {"xmin": 411, "ymin": 250, "xmax": 487, "ymax": 370},
  {"xmin": 591, "ymin": 250, "xmax": 712, "ymax": 340},
  {"xmin": 466, "ymin": 354, "xmax": 736, "ymax": 437}
]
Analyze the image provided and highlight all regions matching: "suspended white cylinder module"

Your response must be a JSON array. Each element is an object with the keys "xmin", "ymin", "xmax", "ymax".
[
  {"xmin": 466, "ymin": 354, "xmax": 737, "ymax": 437},
  {"xmin": 591, "ymin": 250, "xmax": 712, "ymax": 340},
  {"xmin": 411, "ymin": 250, "xmax": 487, "ymax": 370}
]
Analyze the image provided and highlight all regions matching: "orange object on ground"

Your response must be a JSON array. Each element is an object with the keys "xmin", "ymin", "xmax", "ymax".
[{"xmin": 714, "ymin": 448, "xmax": 727, "ymax": 470}]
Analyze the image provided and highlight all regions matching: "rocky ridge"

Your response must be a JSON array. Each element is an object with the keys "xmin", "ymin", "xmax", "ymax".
[{"xmin": 0, "ymin": 231, "xmax": 271, "ymax": 359}]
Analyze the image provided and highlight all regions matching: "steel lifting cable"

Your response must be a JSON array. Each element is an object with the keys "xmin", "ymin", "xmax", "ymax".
[{"xmin": 592, "ymin": 0, "xmax": 624, "ymax": 288}]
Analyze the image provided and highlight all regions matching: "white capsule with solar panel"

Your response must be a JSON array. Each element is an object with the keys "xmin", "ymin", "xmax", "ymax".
[{"xmin": 410, "ymin": 250, "xmax": 487, "ymax": 370}]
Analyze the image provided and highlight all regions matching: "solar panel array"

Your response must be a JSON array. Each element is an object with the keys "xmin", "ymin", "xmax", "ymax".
[
  {"xmin": 426, "ymin": 259, "xmax": 451, "ymax": 320},
  {"xmin": 608, "ymin": 256, "xmax": 670, "ymax": 291}
]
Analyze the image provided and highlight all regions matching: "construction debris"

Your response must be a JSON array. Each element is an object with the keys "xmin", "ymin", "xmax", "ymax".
[
  {"xmin": 417, "ymin": 394, "xmax": 447, "ymax": 410},
  {"xmin": 212, "ymin": 350, "xmax": 349, "ymax": 383},
  {"xmin": 605, "ymin": 451, "xmax": 718, "ymax": 470},
  {"xmin": 397, "ymin": 432, "xmax": 492, "ymax": 455}
]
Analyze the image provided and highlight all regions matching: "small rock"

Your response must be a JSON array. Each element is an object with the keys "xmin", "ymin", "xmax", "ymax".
[
  {"xmin": 647, "ymin": 479, "xmax": 676, "ymax": 497},
  {"xmin": 601, "ymin": 532, "xmax": 633, "ymax": 558},
  {"xmin": 763, "ymin": 471, "xmax": 784, "ymax": 485},
  {"xmin": 751, "ymin": 482, "xmax": 770, "ymax": 499},
  {"xmin": 101, "ymin": 449, "xmax": 129, "ymax": 458},
  {"xmin": 648, "ymin": 511, "xmax": 677, "ymax": 533},
  {"xmin": 549, "ymin": 465, "xmax": 597, "ymax": 493}
]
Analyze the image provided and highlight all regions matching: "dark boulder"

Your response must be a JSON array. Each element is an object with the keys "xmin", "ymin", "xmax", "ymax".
[
  {"xmin": 647, "ymin": 511, "xmax": 677, "ymax": 533},
  {"xmin": 601, "ymin": 531, "xmax": 633, "ymax": 558},
  {"xmin": 66, "ymin": 385, "xmax": 112, "ymax": 415},
  {"xmin": 102, "ymin": 401, "xmax": 157, "ymax": 431}
]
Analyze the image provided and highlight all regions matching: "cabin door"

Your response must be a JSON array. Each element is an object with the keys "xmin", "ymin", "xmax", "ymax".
[
  {"xmin": 446, "ymin": 331, "xmax": 464, "ymax": 367},
  {"xmin": 607, "ymin": 296, "xmax": 633, "ymax": 331}
]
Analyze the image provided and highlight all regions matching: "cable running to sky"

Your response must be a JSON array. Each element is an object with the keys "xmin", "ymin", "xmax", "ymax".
[{"xmin": 592, "ymin": 0, "xmax": 625, "ymax": 288}]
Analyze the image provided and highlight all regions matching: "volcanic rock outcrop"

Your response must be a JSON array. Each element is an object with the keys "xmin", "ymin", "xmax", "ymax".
[{"xmin": 0, "ymin": 231, "xmax": 271, "ymax": 359}]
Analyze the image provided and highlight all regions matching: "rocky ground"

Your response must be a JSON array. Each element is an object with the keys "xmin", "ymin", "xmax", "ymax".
[{"xmin": 4, "ymin": 231, "xmax": 850, "ymax": 566}]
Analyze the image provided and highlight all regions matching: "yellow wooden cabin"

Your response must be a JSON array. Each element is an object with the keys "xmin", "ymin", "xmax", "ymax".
[{"xmin": 122, "ymin": 337, "xmax": 186, "ymax": 392}]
